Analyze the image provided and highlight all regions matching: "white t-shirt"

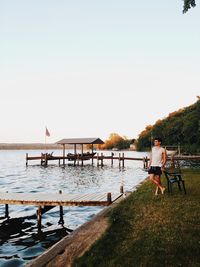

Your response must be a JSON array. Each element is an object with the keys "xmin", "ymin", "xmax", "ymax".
[{"xmin": 150, "ymin": 146, "xmax": 165, "ymax": 167}]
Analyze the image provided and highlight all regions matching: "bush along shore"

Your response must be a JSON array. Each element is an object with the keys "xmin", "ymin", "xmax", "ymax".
[{"xmin": 73, "ymin": 169, "xmax": 200, "ymax": 267}]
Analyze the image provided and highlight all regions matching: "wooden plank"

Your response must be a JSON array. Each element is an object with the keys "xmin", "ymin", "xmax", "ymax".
[
  {"xmin": 74, "ymin": 193, "xmax": 105, "ymax": 202},
  {"xmin": 67, "ymin": 193, "xmax": 96, "ymax": 202}
]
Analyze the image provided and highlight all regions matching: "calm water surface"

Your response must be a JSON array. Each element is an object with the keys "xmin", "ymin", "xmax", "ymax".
[{"xmin": 0, "ymin": 150, "xmax": 148, "ymax": 266}]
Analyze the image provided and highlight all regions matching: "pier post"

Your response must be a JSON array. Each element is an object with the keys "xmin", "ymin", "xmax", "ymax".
[
  {"xmin": 122, "ymin": 153, "xmax": 125, "ymax": 168},
  {"xmin": 58, "ymin": 190, "xmax": 64, "ymax": 225},
  {"xmin": 101, "ymin": 153, "xmax": 104, "ymax": 167},
  {"xmin": 120, "ymin": 185, "xmax": 124, "ymax": 194},
  {"xmin": 77, "ymin": 153, "xmax": 80, "ymax": 166},
  {"xmin": 5, "ymin": 204, "xmax": 9, "ymax": 218},
  {"xmin": 26, "ymin": 153, "xmax": 28, "ymax": 166},
  {"xmin": 145, "ymin": 156, "xmax": 148, "ymax": 169},
  {"xmin": 119, "ymin": 153, "xmax": 121, "ymax": 168},
  {"xmin": 74, "ymin": 144, "xmax": 77, "ymax": 166},
  {"xmin": 143, "ymin": 157, "xmax": 145, "ymax": 169},
  {"xmin": 44, "ymin": 153, "xmax": 48, "ymax": 166},
  {"xmin": 111, "ymin": 152, "xmax": 114, "ymax": 166},
  {"xmin": 81, "ymin": 144, "xmax": 84, "ymax": 167},
  {"xmin": 37, "ymin": 206, "xmax": 42, "ymax": 230},
  {"xmin": 92, "ymin": 144, "xmax": 94, "ymax": 166},
  {"xmin": 63, "ymin": 144, "xmax": 65, "ymax": 166},
  {"xmin": 41, "ymin": 153, "xmax": 44, "ymax": 166},
  {"xmin": 107, "ymin": 192, "xmax": 112, "ymax": 204}
]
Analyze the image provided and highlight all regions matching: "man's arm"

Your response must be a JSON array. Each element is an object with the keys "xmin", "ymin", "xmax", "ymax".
[
  {"xmin": 162, "ymin": 148, "xmax": 167, "ymax": 169},
  {"xmin": 148, "ymin": 152, "xmax": 152, "ymax": 168}
]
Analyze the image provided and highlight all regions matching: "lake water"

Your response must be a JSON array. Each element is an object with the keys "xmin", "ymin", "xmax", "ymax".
[{"xmin": 0, "ymin": 150, "xmax": 148, "ymax": 267}]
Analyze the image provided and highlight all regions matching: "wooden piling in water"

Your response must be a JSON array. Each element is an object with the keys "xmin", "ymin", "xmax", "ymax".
[
  {"xmin": 63, "ymin": 144, "xmax": 66, "ymax": 166},
  {"xmin": 92, "ymin": 144, "xmax": 94, "ymax": 166},
  {"xmin": 97, "ymin": 153, "xmax": 99, "ymax": 167},
  {"xmin": 107, "ymin": 192, "xmax": 112, "ymax": 203},
  {"xmin": 58, "ymin": 190, "xmax": 64, "ymax": 225},
  {"xmin": 77, "ymin": 154, "xmax": 80, "ymax": 166},
  {"xmin": 145, "ymin": 156, "xmax": 148, "ymax": 169},
  {"xmin": 37, "ymin": 206, "xmax": 42, "ymax": 229},
  {"xmin": 5, "ymin": 204, "xmax": 9, "ymax": 218},
  {"xmin": 122, "ymin": 153, "xmax": 125, "ymax": 168},
  {"xmin": 120, "ymin": 185, "xmax": 124, "ymax": 194},
  {"xmin": 111, "ymin": 152, "xmax": 114, "ymax": 166},
  {"xmin": 119, "ymin": 153, "xmax": 121, "ymax": 168},
  {"xmin": 101, "ymin": 153, "xmax": 104, "ymax": 167},
  {"xmin": 44, "ymin": 153, "xmax": 48, "ymax": 166},
  {"xmin": 26, "ymin": 153, "xmax": 28, "ymax": 166}
]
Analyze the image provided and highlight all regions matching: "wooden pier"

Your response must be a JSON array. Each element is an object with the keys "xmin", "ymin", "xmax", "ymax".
[
  {"xmin": 0, "ymin": 190, "xmax": 123, "ymax": 230},
  {"xmin": 26, "ymin": 152, "xmax": 149, "ymax": 168}
]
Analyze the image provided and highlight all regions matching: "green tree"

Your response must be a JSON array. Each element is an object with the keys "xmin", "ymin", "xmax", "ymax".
[
  {"xmin": 183, "ymin": 0, "xmax": 196, "ymax": 13},
  {"xmin": 137, "ymin": 100, "xmax": 200, "ymax": 154}
]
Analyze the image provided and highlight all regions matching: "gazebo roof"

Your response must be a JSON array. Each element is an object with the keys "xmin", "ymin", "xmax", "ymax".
[{"xmin": 56, "ymin": 137, "xmax": 104, "ymax": 145}]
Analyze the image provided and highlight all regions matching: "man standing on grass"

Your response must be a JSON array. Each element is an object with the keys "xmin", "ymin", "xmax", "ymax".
[{"xmin": 148, "ymin": 137, "xmax": 167, "ymax": 195}]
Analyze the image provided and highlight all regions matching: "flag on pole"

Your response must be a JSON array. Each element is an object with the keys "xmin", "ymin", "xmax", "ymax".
[{"xmin": 45, "ymin": 127, "xmax": 50, "ymax": 137}]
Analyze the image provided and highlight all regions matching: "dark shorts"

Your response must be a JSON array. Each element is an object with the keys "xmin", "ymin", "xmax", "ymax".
[{"xmin": 148, "ymin": 166, "xmax": 162, "ymax": 175}]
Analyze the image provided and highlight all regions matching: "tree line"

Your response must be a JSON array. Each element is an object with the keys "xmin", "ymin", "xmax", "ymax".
[{"xmin": 137, "ymin": 100, "xmax": 200, "ymax": 154}]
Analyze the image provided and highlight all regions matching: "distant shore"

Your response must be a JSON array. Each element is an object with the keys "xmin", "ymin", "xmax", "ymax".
[
  {"xmin": 0, "ymin": 143, "xmax": 136, "ymax": 151},
  {"xmin": 0, "ymin": 143, "xmax": 62, "ymax": 150}
]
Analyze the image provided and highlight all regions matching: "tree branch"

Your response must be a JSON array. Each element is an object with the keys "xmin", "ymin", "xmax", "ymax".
[{"xmin": 183, "ymin": 0, "xmax": 196, "ymax": 13}]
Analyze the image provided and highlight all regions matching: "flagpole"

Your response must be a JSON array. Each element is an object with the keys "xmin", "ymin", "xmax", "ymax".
[
  {"xmin": 45, "ymin": 126, "xmax": 48, "ymax": 153},
  {"xmin": 45, "ymin": 127, "xmax": 50, "ymax": 153}
]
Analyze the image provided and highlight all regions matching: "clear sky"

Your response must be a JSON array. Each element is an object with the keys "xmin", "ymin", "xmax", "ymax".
[{"xmin": 0, "ymin": 1, "xmax": 200, "ymax": 143}]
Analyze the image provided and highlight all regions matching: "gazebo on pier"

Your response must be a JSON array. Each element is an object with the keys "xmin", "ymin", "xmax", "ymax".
[{"xmin": 56, "ymin": 137, "xmax": 104, "ymax": 165}]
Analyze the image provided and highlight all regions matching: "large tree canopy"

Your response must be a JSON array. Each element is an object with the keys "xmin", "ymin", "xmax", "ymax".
[{"xmin": 183, "ymin": 0, "xmax": 196, "ymax": 13}]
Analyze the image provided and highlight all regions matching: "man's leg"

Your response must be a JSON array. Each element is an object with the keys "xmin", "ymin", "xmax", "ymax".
[
  {"xmin": 149, "ymin": 174, "xmax": 165, "ymax": 194},
  {"xmin": 154, "ymin": 175, "xmax": 161, "ymax": 195}
]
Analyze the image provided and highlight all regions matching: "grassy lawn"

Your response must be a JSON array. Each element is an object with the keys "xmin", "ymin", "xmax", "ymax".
[{"xmin": 73, "ymin": 169, "xmax": 200, "ymax": 267}]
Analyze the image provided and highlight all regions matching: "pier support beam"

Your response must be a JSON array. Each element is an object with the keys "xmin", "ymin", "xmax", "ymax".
[
  {"xmin": 37, "ymin": 206, "xmax": 42, "ymax": 230},
  {"xmin": 107, "ymin": 192, "xmax": 112, "ymax": 204},
  {"xmin": 92, "ymin": 144, "xmax": 94, "ymax": 166},
  {"xmin": 26, "ymin": 153, "xmax": 28, "ymax": 166},
  {"xmin": 63, "ymin": 144, "xmax": 66, "ymax": 166},
  {"xmin": 120, "ymin": 185, "xmax": 124, "ymax": 194},
  {"xmin": 111, "ymin": 152, "xmax": 114, "ymax": 166},
  {"xmin": 81, "ymin": 144, "xmax": 84, "ymax": 166},
  {"xmin": 101, "ymin": 153, "xmax": 104, "ymax": 167},
  {"xmin": 44, "ymin": 153, "xmax": 48, "ymax": 166},
  {"xmin": 74, "ymin": 144, "xmax": 77, "ymax": 166},
  {"xmin": 58, "ymin": 190, "xmax": 64, "ymax": 225},
  {"xmin": 119, "ymin": 153, "xmax": 121, "ymax": 168},
  {"xmin": 122, "ymin": 153, "xmax": 125, "ymax": 168},
  {"xmin": 143, "ymin": 156, "xmax": 148, "ymax": 169},
  {"xmin": 5, "ymin": 204, "xmax": 9, "ymax": 218}
]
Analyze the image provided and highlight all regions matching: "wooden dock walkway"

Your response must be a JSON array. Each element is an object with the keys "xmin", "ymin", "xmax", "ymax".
[
  {"xmin": 0, "ymin": 191, "xmax": 123, "ymax": 229},
  {"xmin": 26, "ymin": 152, "xmax": 148, "ymax": 168}
]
